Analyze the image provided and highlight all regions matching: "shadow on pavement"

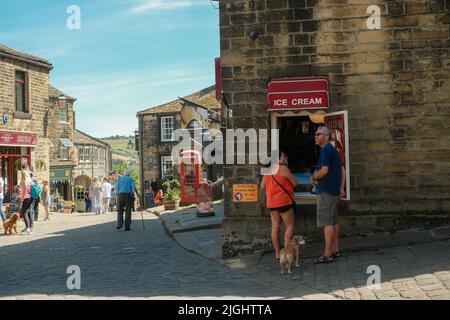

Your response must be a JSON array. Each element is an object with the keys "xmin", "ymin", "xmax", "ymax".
[{"xmin": 0, "ymin": 214, "xmax": 312, "ymax": 299}]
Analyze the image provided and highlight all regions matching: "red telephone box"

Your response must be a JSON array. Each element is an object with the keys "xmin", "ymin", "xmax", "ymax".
[{"xmin": 180, "ymin": 150, "xmax": 202, "ymax": 204}]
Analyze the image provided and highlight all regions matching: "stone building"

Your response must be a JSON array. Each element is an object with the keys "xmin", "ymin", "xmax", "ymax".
[
  {"xmin": 72, "ymin": 129, "xmax": 112, "ymax": 212},
  {"xmin": 0, "ymin": 44, "xmax": 52, "ymax": 201},
  {"xmin": 136, "ymin": 85, "xmax": 222, "ymax": 205},
  {"xmin": 48, "ymin": 86, "xmax": 77, "ymax": 203},
  {"xmin": 219, "ymin": 0, "xmax": 450, "ymax": 256}
]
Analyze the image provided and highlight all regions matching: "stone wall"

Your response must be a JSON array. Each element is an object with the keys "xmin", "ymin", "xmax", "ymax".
[
  {"xmin": 72, "ymin": 129, "xmax": 111, "ymax": 185},
  {"xmin": 48, "ymin": 98, "xmax": 76, "ymax": 168},
  {"xmin": 0, "ymin": 55, "xmax": 51, "ymax": 183},
  {"xmin": 220, "ymin": 0, "xmax": 450, "ymax": 257},
  {"xmin": 140, "ymin": 113, "xmax": 182, "ymax": 193}
]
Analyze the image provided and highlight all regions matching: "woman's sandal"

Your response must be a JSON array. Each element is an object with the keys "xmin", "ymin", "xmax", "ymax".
[
  {"xmin": 314, "ymin": 255, "xmax": 334, "ymax": 264},
  {"xmin": 332, "ymin": 251, "xmax": 342, "ymax": 259}
]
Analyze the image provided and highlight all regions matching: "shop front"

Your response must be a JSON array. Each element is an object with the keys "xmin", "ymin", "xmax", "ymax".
[
  {"xmin": 0, "ymin": 131, "xmax": 37, "ymax": 203},
  {"xmin": 50, "ymin": 167, "xmax": 73, "ymax": 210},
  {"xmin": 74, "ymin": 175, "xmax": 91, "ymax": 212},
  {"xmin": 267, "ymin": 77, "xmax": 350, "ymax": 205}
]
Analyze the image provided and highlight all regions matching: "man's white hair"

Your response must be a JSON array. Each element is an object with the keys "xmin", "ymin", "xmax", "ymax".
[{"xmin": 124, "ymin": 170, "xmax": 130, "ymax": 176}]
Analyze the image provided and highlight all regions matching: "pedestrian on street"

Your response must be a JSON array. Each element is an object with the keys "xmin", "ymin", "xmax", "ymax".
[
  {"xmin": 311, "ymin": 126, "xmax": 345, "ymax": 264},
  {"xmin": 109, "ymin": 188, "xmax": 116, "ymax": 212},
  {"xmin": 261, "ymin": 150, "xmax": 298, "ymax": 260},
  {"xmin": 19, "ymin": 164, "xmax": 34, "ymax": 235},
  {"xmin": 101, "ymin": 178, "xmax": 112, "ymax": 214},
  {"xmin": 30, "ymin": 175, "xmax": 41, "ymax": 222},
  {"xmin": 85, "ymin": 188, "xmax": 92, "ymax": 213},
  {"xmin": 41, "ymin": 181, "xmax": 50, "ymax": 221},
  {"xmin": 154, "ymin": 189, "xmax": 164, "ymax": 205},
  {"xmin": 115, "ymin": 170, "xmax": 139, "ymax": 231},
  {"xmin": 91, "ymin": 178, "xmax": 103, "ymax": 215},
  {"xmin": 0, "ymin": 175, "xmax": 5, "ymax": 222}
]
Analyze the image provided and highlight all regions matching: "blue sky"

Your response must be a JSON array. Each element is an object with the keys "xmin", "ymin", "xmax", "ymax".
[{"xmin": 0, "ymin": 0, "xmax": 220, "ymax": 137}]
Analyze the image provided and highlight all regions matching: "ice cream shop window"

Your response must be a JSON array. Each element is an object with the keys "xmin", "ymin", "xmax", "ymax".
[{"xmin": 268, "ymin": 76, "xmax": 350, "ymax": 204}]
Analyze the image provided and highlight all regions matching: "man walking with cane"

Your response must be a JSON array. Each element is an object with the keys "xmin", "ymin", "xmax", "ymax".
[{"xmin": 115, "ymin": 170, "xmax": 139, "ymax": 231}]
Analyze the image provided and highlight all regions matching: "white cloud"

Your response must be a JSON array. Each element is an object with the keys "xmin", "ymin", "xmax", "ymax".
[
  {"xmin": 130, "ymin": 0, "xmax": 209, "ymax": 13},
  {"xmin": 131, "ymin": 0, "xmax": 190, "ymax": 13},
  {"xmin": 53, "ymin": 62, "xmax": 215, "ymax": 136}
]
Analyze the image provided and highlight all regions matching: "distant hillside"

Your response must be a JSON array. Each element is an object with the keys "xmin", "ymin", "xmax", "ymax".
[
  {"xmin": 101, "ymin": 138, "xmax": 138, "ymax": 162},
  {"xmin": 102, "ymin": 135, "xmax": 134, "ymax": 140}
]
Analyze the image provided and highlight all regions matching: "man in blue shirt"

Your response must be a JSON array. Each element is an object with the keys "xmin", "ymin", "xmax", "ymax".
[
  {"xmin": 312, "ymin": 126, "xmax": 345, "ymax": 264},
  {"xmin": 115, "ymin": 170, "xmax": 139, "ymax": 231}
]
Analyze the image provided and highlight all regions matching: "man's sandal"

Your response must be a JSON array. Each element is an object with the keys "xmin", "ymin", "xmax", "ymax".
[{"xmin": 314, "ymin": 255, "xmax": 334, "ymax": 264}]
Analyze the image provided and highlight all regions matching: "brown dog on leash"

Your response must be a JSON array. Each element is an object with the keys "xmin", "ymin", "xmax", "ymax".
[
  {"xmin": 3, "ymin": 213, "xmax": 20, "ymax": 235},
  {"xmin": 280, "ymin": 235, "xmax": 306, "ymax": 274}
]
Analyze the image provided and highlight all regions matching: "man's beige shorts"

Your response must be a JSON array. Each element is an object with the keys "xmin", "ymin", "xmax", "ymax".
[{"xmin": 317, "ymin": 192, "xmax": 339, "ymax": 227}]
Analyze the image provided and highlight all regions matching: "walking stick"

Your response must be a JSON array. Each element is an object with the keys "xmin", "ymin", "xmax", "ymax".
[{"xmin": 140, "ymin": 208, "xmax": 145, "ymax": 230}]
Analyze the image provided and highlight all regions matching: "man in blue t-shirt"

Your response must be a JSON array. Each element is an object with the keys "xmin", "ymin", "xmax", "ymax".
[
  {"xmin": 312, "ymin": 126, "xmax": 345, "ymax": 264},
  {"xmin": 115, "ymin": 170, "xmax": 139, "ymax": 231}
]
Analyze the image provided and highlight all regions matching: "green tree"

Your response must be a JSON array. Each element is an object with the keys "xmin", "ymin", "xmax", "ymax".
[{"xmin": 112, "ymin": 162, "xmax": 140, "ymax": 191}]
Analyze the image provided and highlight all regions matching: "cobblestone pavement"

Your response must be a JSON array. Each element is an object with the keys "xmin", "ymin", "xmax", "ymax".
[
  {"xmin": 255, "ymin": 239, "xmax": 450, "ymax": 300},
  {"xmin": 0, "ymin": 212, "xmax": 312, "ymax": 300}
]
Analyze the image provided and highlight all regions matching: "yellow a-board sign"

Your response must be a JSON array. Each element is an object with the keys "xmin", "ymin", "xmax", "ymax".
[{"xmin": 232, "ymin": 184, "xmax": 258, "ymax": 203}]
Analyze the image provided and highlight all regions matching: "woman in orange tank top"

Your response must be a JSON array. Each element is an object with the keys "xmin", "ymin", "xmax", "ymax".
[{"xmin": 261, "ymin": 151, "xmax": 298, "ymax": 260}]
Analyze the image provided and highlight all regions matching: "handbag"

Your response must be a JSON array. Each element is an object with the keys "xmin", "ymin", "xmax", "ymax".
[{"xmin": 271, "ymin": 175, "xmax": 297, "ymax": 213}]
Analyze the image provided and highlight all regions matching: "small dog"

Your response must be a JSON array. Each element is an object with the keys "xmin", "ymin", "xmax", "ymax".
[
  {"xmin": 280, "ymin": 235, "xmax": 306, "ymax": 274},
  {"xmin": 3, "ymin": 213, "xmax": 20, "ymax": 235}
]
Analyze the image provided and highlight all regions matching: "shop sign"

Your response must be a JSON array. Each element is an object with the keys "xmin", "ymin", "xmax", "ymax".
[
  {"xmin": 268, "ymin": 77, "xmax": 329, "ymax": 111},
  {"xmin": 0, "ymin": 131, "xmax": 38, "ymax": 147},
  {"xmin": 50, "ymin": 167, "xmax": 72, "ymax": 181}
]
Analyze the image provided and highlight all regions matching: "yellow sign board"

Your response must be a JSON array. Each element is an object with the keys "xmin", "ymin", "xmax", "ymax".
[{"xmin": 232, "ymin": 184, "xmax": 258, "ymax": 203}]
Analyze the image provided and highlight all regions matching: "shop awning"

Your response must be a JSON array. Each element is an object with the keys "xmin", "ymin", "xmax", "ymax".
[
  {"xmin": 59, "ymin": 138, "xmax": 73, "ymax": 147},
  {"xmin": 267, "ymin": 77, "xmax": 329, "ymax": 112}
]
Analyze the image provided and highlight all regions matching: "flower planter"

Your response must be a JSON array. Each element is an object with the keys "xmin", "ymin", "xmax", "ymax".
[{"xmin": 163, "ymin": 199, "xmax": 180, "ymax": 211}]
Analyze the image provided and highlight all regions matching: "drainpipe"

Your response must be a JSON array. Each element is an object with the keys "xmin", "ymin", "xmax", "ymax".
[
  {"xmin": 138, "ymin": 115, "xmax": 144, "ymax": 206},
  {"xmin": 91, "ymin": 145, "xmax": 94, "ymax": 182}
]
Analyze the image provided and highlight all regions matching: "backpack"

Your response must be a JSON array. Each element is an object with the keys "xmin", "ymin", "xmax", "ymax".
[{"xmin": 31, "ymin": 182, "xmax": 41, "ymax": 200}]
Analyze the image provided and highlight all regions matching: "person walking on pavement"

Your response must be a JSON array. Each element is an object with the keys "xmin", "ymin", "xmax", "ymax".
[
  {"xmin": 91, "ymin": 178, "xmax": 103, "ymax": 215},
  {"xmin": 311, "ymin": 126, "xmax": 345, "ymax": 264},
  {"xmin": 85, "ymin": 187, "xmax": 92, "ymax": 213},
  {"xmin": 261, "ymin": 150, "xmax": 298, "ymax": 260},
  {"xmin": 101, "ymin": 178, "xmax": 112, "ymax": 214},
  {"xmin": 41, "ymin": 181, "xmax": 50, "ymax": 221},
  {"xmin": 30, "ymin": 175, "xmax": 41, "ymax": 222},
  {"xmin": 19, "ymin": 163, "xmax": 34, "ymax": 235},
  {"xmin": 115, "ymin": 170, "xmax": 139, "ymax": 231},
  {"xmin": 0, "ymin": 176, "xmax": 5, "ymax": 223}
]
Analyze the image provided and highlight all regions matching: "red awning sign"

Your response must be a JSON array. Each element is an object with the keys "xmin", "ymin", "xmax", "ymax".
[
  {"xmin": 0, "ymin": 131, "xmax": 38, "ymax": 147},
  {"xmin": 268, "ymin": 77, "xmax": 329, "ymax": 111}
]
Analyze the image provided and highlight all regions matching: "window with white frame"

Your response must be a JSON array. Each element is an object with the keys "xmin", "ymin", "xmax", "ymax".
[
  {"xmin": 59, "ymin": 99, "xmax": 68, "ymax": 122},
  {"xmin": 100, "ymin": 149, "xmax": 105, "ymax": 163},
  {"xmin": 85, "ymin": 146, "xmax": 91, "ymax": 163},
  {"xmin": 59, "ymin": 145, "xmax": 69, "ymax": 160},
  {"xmin": 160, "ymin": 116, "xmax": 175, "ymax": 142},
  {"xmin": 161, "ymin": 156, "xmax": 173, "ymax": 179},
  {"xmin": 78, "ymin": 146, "xmax": 84, "ymax": 163},
  {"xmin": 93, "ymin": 147, "xmax": 98, "ymax": 163}
]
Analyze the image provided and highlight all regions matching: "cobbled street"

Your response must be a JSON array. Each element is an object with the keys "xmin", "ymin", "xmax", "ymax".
[{"xmin": 0, "ymin": 213, "xmax": 292, "ymax": 300}]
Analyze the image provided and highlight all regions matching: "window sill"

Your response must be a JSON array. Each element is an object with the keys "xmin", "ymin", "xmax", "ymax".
[
  {"xmin": 13, "ymin": 112, "xmax": 32, "ymax": 120},
  {"xmin": 59, "ymin": 121, "xmax": 70, "ymax": 125}
]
